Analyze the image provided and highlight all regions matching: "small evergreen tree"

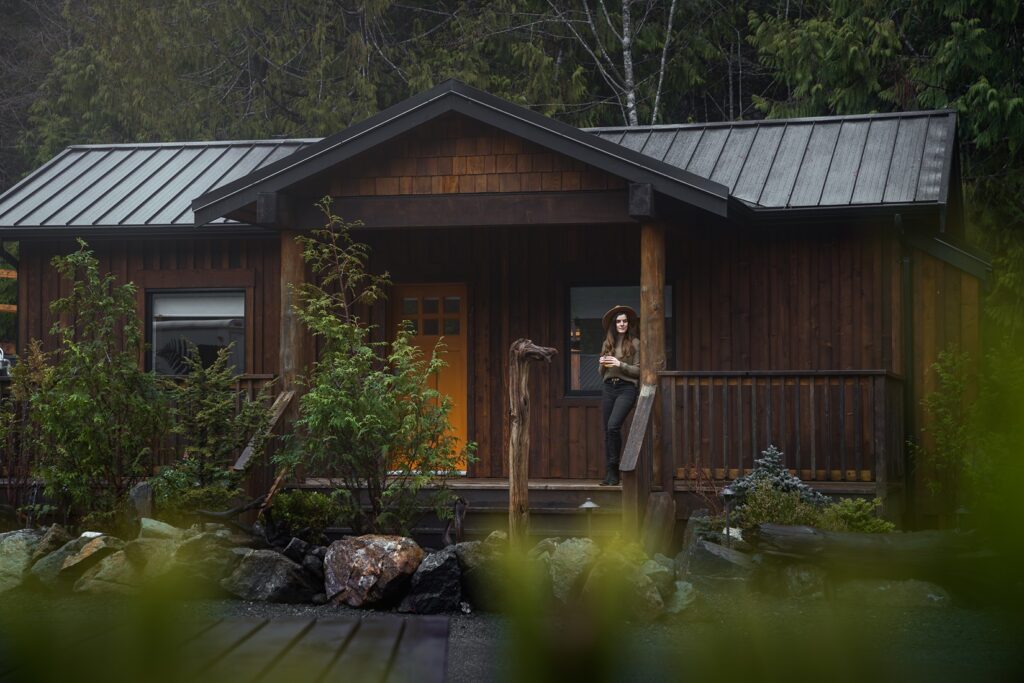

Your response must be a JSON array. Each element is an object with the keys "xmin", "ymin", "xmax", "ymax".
[
  {"xmin": 29, "ymin": 241, "xmax": 167, "ymax": 523},
  {"xmin": 277, "ymin": 200, "xmax": 474, "ymax": 535}
]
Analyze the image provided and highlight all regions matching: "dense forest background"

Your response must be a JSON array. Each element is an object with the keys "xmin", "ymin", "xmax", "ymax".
[{"xmin": 0, "ymin": 0, "xmax": 1022, "ymax": 339}]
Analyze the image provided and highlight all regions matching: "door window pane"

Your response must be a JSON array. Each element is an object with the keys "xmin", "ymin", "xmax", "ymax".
[
  {"xmin": 444, "ymin": 318, "xmax": 460, "ymax": 335},
  {"xmin": 567, "ymin": 285, "xmax": 673, "ymax": 393},
  {"xmin": 422, "ymin": 318, "xmax": 439, "ymax": 335},
  {"xmin": 151, "ymin": 291, "xmax": 245, "ymax": 375},
  {"xmin": 422, "ymin": 297, "xmax": 439, "ymax": 314},
  {"xmin": 444, "ymin": 296, "xmax": 461, "ymax": 314},
  {"xmin": 402, "ymin": 298, "xmax": 418, "ymax": 315}
]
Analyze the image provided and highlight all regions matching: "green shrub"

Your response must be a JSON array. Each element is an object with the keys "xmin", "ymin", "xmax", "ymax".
[
  {"xmin": 816, "ymin": 497, "xmax": 896, "ymax": 533},
  {"xmin": 277, "ymin": 200, "xmax": 475, "ymax": 536},
  {"xmin": 271, "ymin": 489, "xmax": 339, "ymax": 543},
  {"xmin": 28, "ymin": 241, "xmax": 167, "ymax": 519},
  {"xmin": 735, "ymin": 481, "xmax": 820, "ymax": 528}
]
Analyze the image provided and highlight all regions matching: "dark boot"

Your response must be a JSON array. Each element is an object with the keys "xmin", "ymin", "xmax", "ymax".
[{"xmin": 600, "ymin": 461, "xmax": 620, "ymax": 486}]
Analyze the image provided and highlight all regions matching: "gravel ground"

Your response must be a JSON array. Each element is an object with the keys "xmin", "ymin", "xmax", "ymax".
[{"xmin": 3, "ymin": 588, "xmax": 1021, "ymax": 682}]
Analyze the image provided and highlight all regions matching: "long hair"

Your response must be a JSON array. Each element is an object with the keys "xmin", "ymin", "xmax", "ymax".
[{"xmin": 601, "ymin": 319, "xmax": 639, "ymax": 362}]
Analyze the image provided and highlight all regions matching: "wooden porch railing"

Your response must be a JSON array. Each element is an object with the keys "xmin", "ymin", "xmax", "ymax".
[{"xmin": 657, "ymin": 371, "xmax": 904, "ymax": 486}]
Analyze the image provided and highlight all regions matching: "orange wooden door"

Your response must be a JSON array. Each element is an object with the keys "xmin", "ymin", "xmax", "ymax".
[{"xmin": 391, "ymin": 283, "xmax": 468, "ymax": 471}]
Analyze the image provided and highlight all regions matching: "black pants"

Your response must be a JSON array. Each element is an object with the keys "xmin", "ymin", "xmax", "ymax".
[{"xmin": 601, "ymin": 379, "xmax": 638, "ymax": 475}]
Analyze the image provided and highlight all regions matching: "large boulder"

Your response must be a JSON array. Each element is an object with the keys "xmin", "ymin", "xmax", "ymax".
[
  {"xmin": 641, "ymin": 559, "xmax": 676, "ymax": 601},
  {"xmin": 583, "ymin": 552, "xmax": 664, "ymax": 622},
  {"xmin": 664, "ymin": 581, "xmax": 697, "ymax": 614},
  {"xmin": 29, "ymin": 537, "xmax": 91, "ymax": 590},
  {"xmin": 174, "ymin": 533, "xmax": 242, "ymax": 587},
  {"xmin": 220, "ymin": 549, "xmax": 319, "ymax": 603},
  {"xmin": 58, "ymin": 536, "xmax": 126, "ymax": 584},
  {"xmin": 834, "ymin": 579, "xmax": 952, "ymax": 608},
  {"xmin": 74, "ymin": 537, "xmax": 198, "ymax": 595},
  {"xmin": 685, "ymin": 539, "xmax": 754, "ymax": 580},
  {"xmin": 0, "ymin": 529, "xmax": 45, "ymax": 593},
  {"xmin": 138, "ymin": 518, "xmax": 184, "ymax": 541},
  {"xmin": 398, "ymin": 546, "xmax": 463, "ymax": 614},
  {"xmin": 28, "ymin": 525, "xmax": 73, "ymax": 566},
  {"xmin": 548, "ymin": 538, "xmax": 601, "ymax": 604},
  {"xmin": 129, "ymin": 481, "xmax": 155, "ymax": 519},
  {"xmin": 324, "ymin": 535, "xmax": 424, "ymax": 607},
  {"xmin": 454, "ymin": 537, "xmax": 506, "ymax": 611}
]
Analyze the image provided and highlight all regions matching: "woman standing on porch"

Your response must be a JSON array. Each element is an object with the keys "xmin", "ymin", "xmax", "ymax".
[{"xmin": 598, "ymin": 305, "xmax": 640, "ymax": 486}]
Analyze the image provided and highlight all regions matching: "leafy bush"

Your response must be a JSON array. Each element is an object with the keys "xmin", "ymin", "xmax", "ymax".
[
  {"xmin": 737, "ymin": 481, "xmax": 820, "ymax": 527},
  {"xmin": 271, "ymin": 489, "xmax": 339, "ymax": 543},
  {"xmin": 28, "ymin": 241, "xmax": 167, "ymax": 518},
  {"xmin": 816, "ymin": 497, "xmax": 895, "ymax": 533},
  {"xmin": 151, "ymin": 344, "xmax": 273, "ymax": 524},
  {"xmin": 730, "ymin": 445, "xmax": 894, "ymax": 533},
  {"xmin": 277, "ymin": 200, "xmax": 475, "ymax": 536}
]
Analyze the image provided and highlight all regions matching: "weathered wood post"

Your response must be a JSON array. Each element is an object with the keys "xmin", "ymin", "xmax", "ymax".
[
  {"xmin": 623, "ymin": 183, "xmax": 667, "ymax": 537},
  {"xmin": 507, "ymin": 339, "xmax": 557, "ymax": 547}
]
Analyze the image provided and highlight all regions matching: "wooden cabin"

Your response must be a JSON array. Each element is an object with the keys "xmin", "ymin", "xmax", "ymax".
[{"xmin": 0, "ymin": 81, "xmax": 989, "ymax": 529}]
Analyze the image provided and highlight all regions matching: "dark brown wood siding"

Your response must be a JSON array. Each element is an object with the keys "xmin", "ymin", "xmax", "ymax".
[
  {"xmin": 320, "ymin": 112, "xmax": 626, "ymax": 198},
  {"xmin": 361, "ymin": 221, "xmax": 900, "ymax": 480},
  {"xmin": 17, "ymin": 236, "xmax": 280, "ymax": 375},
  {"xmin": 905, "ymin": 247, "xmax": 983, "ymax": 524}
]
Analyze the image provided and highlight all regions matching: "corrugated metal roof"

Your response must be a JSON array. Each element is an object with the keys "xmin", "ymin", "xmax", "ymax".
[
  {"xmin": 0, "ymin": 106, "xmax": 956, "ymax": 233},
  {"xmin": 0, "ymin": 139, "xmax": 316, "ymax": 230},
  {"xmin": 586, "ymin": 110, "xmax": 957, "ymax": 209}
]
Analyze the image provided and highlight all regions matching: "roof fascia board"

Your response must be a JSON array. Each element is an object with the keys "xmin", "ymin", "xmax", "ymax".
[
  {"xmin": 728, "ymin": 196, "xmax": 946, "ymax": 224},
  {"xmin": 938, "ymin": 113, "xmax": 957, "ymax": 205},
  {"xmin": 192, "ymin": 80, "xmax": 729, "ymax": 225},
  {"xmin": 905, "ymin": 232, "xmax": 991, "ymax": 282},
  {"xmin": 0, "ymin": 224, "xmax": 274, "ymax": 239}
]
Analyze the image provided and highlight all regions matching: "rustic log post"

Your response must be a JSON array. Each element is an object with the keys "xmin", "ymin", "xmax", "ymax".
[
  {"xmin": 507, "ymin": 339, "xmax": 557, "ymax": 547},
  {"xmin": 624, "ymin": 220, "xmax": 666, "ymax": 535},
  {"xmin": 275, "ymin": 230, "xmax": 314, "ymax": 491}
]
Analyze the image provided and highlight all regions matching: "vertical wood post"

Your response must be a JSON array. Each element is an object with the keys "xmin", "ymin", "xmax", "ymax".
[
  {"xmin": 624, "ymin": 220, "xmax": 666, "ymax": 536},
  {"xmin": 279, "ymin": 230, "xmax": 314, "ymax": 400},
  {"xmin": 507, "ymin": 339, "xmax": 557, "ymax": 547}
]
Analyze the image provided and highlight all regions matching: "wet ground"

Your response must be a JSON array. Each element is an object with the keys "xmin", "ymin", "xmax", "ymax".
[{"xmin": 3, "ymin": 587, "xmax": 1021, "ymax": 682}]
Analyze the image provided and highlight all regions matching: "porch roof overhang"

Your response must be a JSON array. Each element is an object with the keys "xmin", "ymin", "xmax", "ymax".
[{"xmin": 190, "ymin": 79, "xmax": 730, "ymax": 226}]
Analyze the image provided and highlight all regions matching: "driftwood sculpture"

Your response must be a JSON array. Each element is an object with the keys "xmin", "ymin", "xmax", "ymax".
[
  {"xmin": 442, "ymin": 497, "xmax": 469, "ymax": 547},
  {"xmin": 507, "ymin": 339, "xmax": 557, "ymax": 547}
]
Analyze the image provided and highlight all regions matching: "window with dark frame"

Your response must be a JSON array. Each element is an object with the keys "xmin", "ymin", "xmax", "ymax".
[
  {"xmin": 148, "ymin": 290, "xmax": 245, "ymax": 375},
  {"xmin": 567, "ymin": 285, "xmax": 673, "ymax": 394}
]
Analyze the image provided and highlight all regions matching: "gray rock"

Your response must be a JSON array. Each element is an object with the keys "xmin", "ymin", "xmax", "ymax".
[
  {"xmin": 220, "ymin": 549, "xmax": 319, "ymax": 603},
  {"xmin": 0, "ymin": 529, "xmax": 44, "ymax": 593},
  {"xmin": 652, "ymin": 553, "xmax": 675, "ymax": 573},
  {"xmin": 29, "ymin": 525, "xmax": 73, "ymax": 566},
  {"xmin": 283, "ymin": 537, "xmax": 310, "ymax": 564},
  {"xmin": 783, "ymin": 563, "xmax": 827, "ymax": 599},
  {"xmin": 549, "ymin": 538, "xmax": 601, "ymax": 604},
  {"xmin": 311, "ymin": 546, "xmax": 327, "ymax": 560},
  {"xmin": 583, "ymin": 553, "xmax": 663, "ymax": 622},
  {"xmin": 454, "ymin": 540, "xmax": 505, "ymax": 612},
  {"xmin": 483, "ymin": 530, "xmax": 508, "ymax": 549},
  {"xmin": 664, "ymin": 581, "xmax": 697, "ymax": 614},
  {"xmin": 324, "ymin": 535, "xmax": 424, "ymax": 607},
  {"xmin": 129, "ymin": 481, "xmax": 155, "ymax": 519},
  {"xmin": 675, "ymin": 511, "xmax": 712, "ymax": 577},
  {"xmin": 398, "ymin": 547, "xmax": 463, "ymax": 614},
  {"xmin": 73, "ymin": 544, "xmax": 179, "ymax": 596},
  {"xmin": 29, "ymin": 537, "xmax": 91, "ymax": 589},
  {"xmin": 686, "ymin": 539, "xmax": 754, "ymax": 579},
  {"xmin": 301, "ymin": 553, "xmax": 324, "ymax": 582},
  {"xmin": 835, "ymin": 579, "xmax": 952, "ymax": 608},
  {"xmin": 527, "ymin": 537, "xmax": 560, "ymax": 560},
  {"xmin": 58, "ymin": 536, "xmax": 125, "ymax": 583},
  {"xmin": 641, "ymin": 559, "xmax": 675, "ymax": 600},
  {"xmin": 138, "ymin": 518, "xmax": 184, "ymax": 541},
  {"xmin": 173, "ymin": 533, "xmax": 242, "ymax": 587}
]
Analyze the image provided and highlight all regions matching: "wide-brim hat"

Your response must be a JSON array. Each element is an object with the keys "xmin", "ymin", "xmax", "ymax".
[{"xmin": 602, "ymin": 305, "xmax": 638, "ymax": 330}]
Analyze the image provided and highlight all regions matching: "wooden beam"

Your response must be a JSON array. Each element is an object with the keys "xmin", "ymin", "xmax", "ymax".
[
  {"xmin": 0, "ymin": 304, "xmax": 15, "ymax": 314},
  {"xmin": 628, "ymin": 183, "xmax": 657, "ymax": 219},
  {"xmin": 322, "ymin": 191, "xmax": 634, "ymax": 229},
  {"xmin": 622, "ymin": 220, "xmax": 666, "ymax": 536},
  {"xmin": 279, "ymin": 231, "xmax": 314, "ymax": 396},
  {"xmin": 0, "ymin": 269, "xmax": 15, "ymax": 280},
  {"xmin": 257, "ymin": 192, "xmax": 292, "ymax": 228}
]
